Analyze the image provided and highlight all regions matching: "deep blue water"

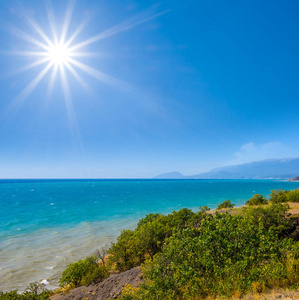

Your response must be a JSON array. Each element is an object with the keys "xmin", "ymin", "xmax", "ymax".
[{"xmin": 0, "ymin": 179, "xmax": 298, "ymax": 291}]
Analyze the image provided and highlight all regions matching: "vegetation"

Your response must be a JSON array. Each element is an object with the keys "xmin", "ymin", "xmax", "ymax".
[
  {"xmin": 4, "ymin": 188, "xmax": 299, "ymax": 299},
  {"xmin": 216, "ymin": 199, "xmax": 235, "ymax": 210},
  {"xmin": 55, "ymin": 188, "xmax": 299, "ymax": 299},
  {"xmin": 0, "ymin": 282, "xmax": 52, "ymax": 300},
  {"xmin": 246, "ymin": 193, "xmax": 268, "ymax": 206},
  {"xmin": 108, "ymin": 208, "xmax": 204, "ymax": 271},
  {"xmin": 269, "ymin": 188, "xmax": 299, "ymax": 204},
  {"xmin": 113, "ymin": 189, "xmax": 299, "ymax": 299},
  {"xmin": 241, "ymin": 203, "xmax": 295, "ymax": 238},
  {"xmin": 287, "ymin": 189, "xmax": 299, "ymax": 202},
  {"xmin": 137, "ymin": 212, "xmax": 299, "ymax": 299},
  {"xmin": 59, "ymin": 255, "xmax": 108, "ymax": 288},
  {"xmin": 269, "ymin": 189, "xmax": 289, "ymax": 204}
]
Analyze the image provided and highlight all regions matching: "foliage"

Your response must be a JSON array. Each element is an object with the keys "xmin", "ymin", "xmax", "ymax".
[
  {"xmin": 286, "ymin": 189, "xmax": 299, "ymax": 203},
  {"xmin": 216, "ymin": 199, "xmax": 235, "ymax": 210},
  {"xmin": 269, "ymin": 189, "xmax": 288, "ymax": 204},
  {"xmin": 59, "ymin": 188, "xmax": 299, "ymax": 298},
  {"xmin": 136, "ymin": 213, "xmax": 161, "ymax": 229},
  {"xmin": 137, "ymin": 213, "xmax": 299, "ymax": 299},
  {"xmin": 59, "ymin": 255, "xmax": 108, "ymax": 288},
  {"xmin": 246, "ymin": 194, "xmax": 268, "ymax": 206},
  {"xmin": 118, "ymin": 284, "xmax": 140, "ymax": 300},
  {"xmin": 108, "ymin": 229, "xmax": 139, "ymax": 271},
  {"xmin": 241, "ymin": 203, "xmax": 295, "ymax": 238},
  {"xmin": 186, "ymin": 206, "xmax": 212, "ymax": 229},
  {"xmin": 0, "ymin": 282, "xmax": 51, "ymax": 300},
  {"xmin": 108, "ymin": 208, "xmax": 202, "ymax": 272},
  {"xmin": 269, "ymin": 188, "xmax": 299, "ymax": 204}
]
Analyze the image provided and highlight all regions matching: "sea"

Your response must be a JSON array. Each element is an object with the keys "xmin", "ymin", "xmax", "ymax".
[{"xmin": 1, "ymin": 179, "xmax": 299, "ymax": 292}]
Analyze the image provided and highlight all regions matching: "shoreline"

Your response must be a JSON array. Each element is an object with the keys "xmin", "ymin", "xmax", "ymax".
[{"xmin": 1, "ymin": 181, "xmax": 299, "ymax": 293}]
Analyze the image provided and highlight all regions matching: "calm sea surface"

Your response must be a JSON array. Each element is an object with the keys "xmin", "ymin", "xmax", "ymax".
[{"xmin": 1, "ymin": 179, "xmax": 299, "ymax": 292}]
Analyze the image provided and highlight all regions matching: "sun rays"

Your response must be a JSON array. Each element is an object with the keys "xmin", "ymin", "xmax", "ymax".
[{"xmin": 5, "ymin": 1, "xmax": 167, "ymax": 108}]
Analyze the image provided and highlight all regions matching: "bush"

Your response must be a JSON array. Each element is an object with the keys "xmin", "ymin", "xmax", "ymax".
[
  {"xmin": 246, "ymin": 194, "xmax": 268, "ymax": 206},
  {"xmin": 286, "ymin": 189, "xmax": 299, "ymax": 203},
  {"xmin": 108, "ymin": 229, "xmax": 139, "ymax": 272},
  {"xmin": 59, "ymin": 255, "xmax": 108, "ymax": 288},
  {"xmin": 137, "ymin": 213, "xmax": 161, "ymax": 229},
  {"xmin": 119, "ymin": 284, "xmax": 139, "ymax": 300},
  {"xmin": 54, "ymin": 191, "xmax": 299, "ymax": 298},
  {"xmin": 187, "ymin": 206, "xmax": 211, "ymax": 229},
  {"xmin": 269, "ymin": 189, "xmax": 288, "ymax": 204},
  {"xmin": 241, "ymin": 203, "xmax": 294, "ymax": 238},
  {"xmin": 216, "ymin": 199, "xmax": 235, "ymax": 210},
  {"xmin": 0, "ymin": 282, "xmax": 51, "ymax": 300},
  {"xmin": 108, "ymin": 209, "xmax": 197, "ymax": 272},
  {"xmin": 268, "ymin": 189, "xmax": 299, "ymax": 204},
  {"xmin": 137, "ymin": 213, "xmax": 299, "ymax": 299}
]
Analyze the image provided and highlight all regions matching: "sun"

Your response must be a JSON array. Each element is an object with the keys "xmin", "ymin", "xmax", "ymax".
[
  {"xmin": 5, "ymin": 1, "xmax": 165, "ymax": 108},
  {"xmin": 46, "ymin": 43, "xmax": 71, "ymax": 66}
]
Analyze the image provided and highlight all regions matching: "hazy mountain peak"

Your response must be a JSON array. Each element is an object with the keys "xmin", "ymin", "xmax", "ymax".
[
  {"xmin": 155, "ymin": 158, "xmax": 299, "ymax": 179},
  {"xmin": 154, "ymin": 172, "xmax": 185, "ymax": 179}
]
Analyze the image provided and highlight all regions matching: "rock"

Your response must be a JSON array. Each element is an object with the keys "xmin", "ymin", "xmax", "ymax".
[{"xmin": 51, "ymin": 267, "xmax": 143, "ymax": 300}]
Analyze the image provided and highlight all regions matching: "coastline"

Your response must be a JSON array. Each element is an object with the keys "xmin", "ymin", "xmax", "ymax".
[{"xmin": 1, "ymin": 179, "xmax": 299, "ymax": 293}]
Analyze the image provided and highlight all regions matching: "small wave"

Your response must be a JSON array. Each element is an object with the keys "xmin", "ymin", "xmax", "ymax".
[
  {"xmin": 40, "ymin": 279, "xmax": 49, "ymax": 285},
  {"xmin": 45, "ymin": 266, "xmax": 54, "ymax": 270}
]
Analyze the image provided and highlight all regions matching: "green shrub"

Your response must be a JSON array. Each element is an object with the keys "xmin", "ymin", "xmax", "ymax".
[
  {"xmin": 286, "ymin": 189, "xmax": 299, "ymax": 203},
  {"xmin": 0, "ymin": 282, "xmax": 51, "ymax": 300},
  {"xmin": 241, "ymin": 203, "xmax": 294, "ymax": 238},
  {"xmin": 269, "ymin": 189, "xmax": 288, "ymax": 204},
  {"xmin": 216, "ymin": 199, "xmax": 235, "ymax": 210},
  {"xmin": 246, "ymin": 194, "xmax": 268, "ymax": 206},
  {"xmin": 108, "ymin": 209, "xmax": 197, "ymax": 272},
  {"xmin": 137, "ymin": 213, "xmax": 299, "ymax": 299},
  {"xmin": 108, "ymin": 229, "xmax": 139, "ymax": 271},
  {"xmin": 187, "ymin": 206, "xmax": 211, "ymax": 229},
  {"xmin": 137, "ymin": 213, "xmax": 161, "ymax": 229},
  {"xmin": 268, "ymin": 189, "xmax": 299, "ymax": 204},
  {"xmin": 59, "ymin": 255, "xmax": 108, "ymax": 288}
]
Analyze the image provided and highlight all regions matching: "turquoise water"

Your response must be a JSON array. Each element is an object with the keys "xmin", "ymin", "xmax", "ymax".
[{"xmin": 1, "ymin": 179, "xmax": 299, "ymax": 292}]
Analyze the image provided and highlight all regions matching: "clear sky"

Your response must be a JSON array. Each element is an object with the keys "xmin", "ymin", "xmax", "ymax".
[{"xmin": 0, "ymin": 0, "xmax": 298, "ymax": 178}]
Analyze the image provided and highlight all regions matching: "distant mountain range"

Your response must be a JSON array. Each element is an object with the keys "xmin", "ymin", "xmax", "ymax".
[{"xmin": 154, "ymin": 158, "xmax": 299, "ymax": 179}]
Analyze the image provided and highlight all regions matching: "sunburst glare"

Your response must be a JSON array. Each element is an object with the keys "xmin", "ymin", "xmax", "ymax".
[
  {"xmin": 3, "ymin": 0, "xmax": 167, "ymax": 122},
  {"xmin": 7, "ymin": 1, "xmax": 166, "ymax": 102},
  {"xmin": 46, "ymin": 43, "xmax": 71, "ymax": 66}
]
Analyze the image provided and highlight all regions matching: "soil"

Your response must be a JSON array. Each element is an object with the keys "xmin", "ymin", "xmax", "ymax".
[{"xmin": 50, "ymin": 267, "xmax": 143, "ymax": 300}]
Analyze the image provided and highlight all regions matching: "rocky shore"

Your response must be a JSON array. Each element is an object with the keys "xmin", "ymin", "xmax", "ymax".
[
  {"xmin": 288, "ymin": 176, "xmax": 299, "ymax": 182},
  {"xmin": 51, "ymin": 267, "xmax": 143, "ymax": 300}
]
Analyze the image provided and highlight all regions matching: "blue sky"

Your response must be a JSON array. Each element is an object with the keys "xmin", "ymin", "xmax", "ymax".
[{"xmin": 0, "ymin": 0, "xmax": 298, "ymax": 178}]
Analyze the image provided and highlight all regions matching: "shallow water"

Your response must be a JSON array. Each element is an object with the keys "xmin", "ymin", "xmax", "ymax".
[{"xmin": 1, "ymin": 179, "xmax": 298, "ymax": 292}]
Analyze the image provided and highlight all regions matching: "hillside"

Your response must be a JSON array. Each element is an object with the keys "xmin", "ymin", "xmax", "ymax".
[{"xmin": 155, "ymin": 158, "xmax": 299, "ymax": 179}]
